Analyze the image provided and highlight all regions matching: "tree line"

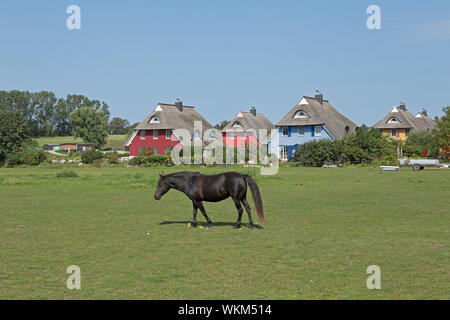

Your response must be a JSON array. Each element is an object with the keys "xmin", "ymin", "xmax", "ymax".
[{"xmin": 0, "ymin": 90, "xmax": 136, "ymax": 138}]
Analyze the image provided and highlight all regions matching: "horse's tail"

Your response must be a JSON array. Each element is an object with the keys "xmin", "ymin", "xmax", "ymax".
[{"xmin": 244, "ymin": 175, "xmax": 265, "ymax": 223}]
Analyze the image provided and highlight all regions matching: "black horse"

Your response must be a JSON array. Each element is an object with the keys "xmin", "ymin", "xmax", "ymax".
[{"xmin": 154, "ymin": 172, "xmax": 264, "ymax": 229}]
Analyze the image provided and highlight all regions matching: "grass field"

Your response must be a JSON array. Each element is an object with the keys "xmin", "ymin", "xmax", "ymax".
[
  {"xmin": 0, "ymin": 166, "xmax": 449, "ymax": 299},
  {"xmin": 34, "ymin": 135, "xmax": 127, "ymax": 149}
]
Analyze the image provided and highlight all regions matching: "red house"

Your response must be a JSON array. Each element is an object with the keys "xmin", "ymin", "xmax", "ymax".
[
  {"xmin": 125, "ymin": 99, "xmax": 213, "ymax": 157},
  {"xmin": 221, "ymin": 107, "xmax": 273, "ymax": 147}
]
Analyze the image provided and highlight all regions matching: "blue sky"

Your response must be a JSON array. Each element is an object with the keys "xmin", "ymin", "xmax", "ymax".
[{"xmin": 1, "ymin": 0, "xmax": 449, "ymax": 126}]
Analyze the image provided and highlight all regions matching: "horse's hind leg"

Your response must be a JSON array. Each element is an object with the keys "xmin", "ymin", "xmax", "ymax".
[
  {"xmin": 242, "ymin": 198, "xmax": 254, "ymax": 229},
  {"xmin": 196, "ymin": 201, "xmax": 213, "ymax": 227},
  {"xmin": 233, "ymin": 198, "xmax": 244, "ymax": 229}
]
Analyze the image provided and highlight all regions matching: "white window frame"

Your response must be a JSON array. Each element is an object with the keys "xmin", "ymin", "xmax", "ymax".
[
  {"xmin": 294, "ymin": 111, "xmax": 309, "ymax": 119},
  {"xmin": 166, "ymin": 129, "xmax": 172, "ymax": 139},
  {"xmin": 150, "ymin": 117, "xmax": 160, "ymax": 124},
  {"xmin": 282, "ymin": 127, "xmax": 289, "ymax": 136},
  {"xmin": 153, "ymin": 130, "xmax": 158, "ymax": 139},
  {"xmin": 298, "ymin": 126, "xmax": 304, "ymax": 136},
  {"xmin": 314, "ymin": 126, "xmax": 321, "ymax": 136},
  {"xmin": 387, "ymin": 117, "xmax": 400, "ymax": 124},
  {"xmin": 140, "ymin": 130, "xmax": 146, "ymax": 140}
]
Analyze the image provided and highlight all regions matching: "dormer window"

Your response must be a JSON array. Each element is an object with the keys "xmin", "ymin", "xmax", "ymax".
[
  {"xmin": 294, "ymin": 111, "xmax": 309, "ymax": 119},
  {"xmin": 387, "ymin": 117, "xmax": 400, "ymax": 124},
  {"xmin": 232, "ymin": 121, "xmax": 242, "ymax": 128},
  {"xmin": 150, "ymin": 117, "xmax": 160, "ymax": 124}
]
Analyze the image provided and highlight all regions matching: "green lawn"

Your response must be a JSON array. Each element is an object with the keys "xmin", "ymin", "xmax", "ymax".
[
  {"xmin": 0, "ymin": 166, "xmax": 448, "ymax": 299},
  {"xmin": 34, "ymin": 135, "xmax": 127, "ymax": 149}
]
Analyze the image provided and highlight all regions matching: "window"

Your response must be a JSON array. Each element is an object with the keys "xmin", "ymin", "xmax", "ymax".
[
  {"xmin": 405, "ymin": 129, "xmax": 410, "ymax": 136},
  {"xmin": 391, "ymin": 129, "xmax": 398, "ymax": 137},
  {"xmin": 139, "ymin": 146, "xmax": 151, "ymax": 156},
  {"xmin": 282, "ymin": 127, "xmax": 289, "ymax": 136},
  {"xmin": 387, "ymin": 117, "xmax": 400, "ymax": 124},
  {"xmin": 314, "ymin": 126, "xmax": 321, "ymax": 136},
  {"xmin": 232, "ymin": 121, "xmax": 242, "ymax": 128},
  {"xmin": 153, "ymin": 147, "xmax": 158, "ymax": 154},
  {"xmin": 298, "ymin": 126, "xmax": 304, "ymax": 136},
  {"xmin": 150, "ymin": 117, "xmax": 160, "ymax": 123},
  {"xmin": 153, "ymin": 130, "xmax": 158, "ymax": 139},
  {"xmin": 294, "ymin": 110, "xmax": 309, "ymax": 119},
  {"xmin": 345, "ymin": 126, "xmax": 350, "ymax": 134},
  {"xmin": 140, "ymin": 130, "xmax": 145, "ymax": 140},
  {"xmin": 279, "ymin": 146, "xmax": 288, "ymax": 160},
  {"xmin": 166, "ymin": 129, "xmax": 172, "ymax": 139}
]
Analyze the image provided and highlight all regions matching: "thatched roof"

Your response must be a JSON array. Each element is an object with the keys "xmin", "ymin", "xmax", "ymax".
[
  {"xmin": 276, "ymin": 96, "xmax": 358, "ymax": 140},
  {"xmin": 135, "ymin": 102, "xmax": 212, "ymax": 134},
  {"xmin": 222, "ymin": 109, "xmax": 273, "ymax": 136},
  {"xmin": 373, "ymin": 105, "xmax": 438, "ymax": 131}
]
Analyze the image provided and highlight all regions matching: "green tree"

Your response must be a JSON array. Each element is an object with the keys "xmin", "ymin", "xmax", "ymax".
[
  {"xmin": 70, "ymin": 107, "xmax": 109, "ymax": 148},
  {"xmin": 338, "ymin": 125, "xmax": 396, "ymax": 163},
  {"xmin": 0, "ymin": 110, "xmax": 29, "ymax": 166},
  {"xmin": 108, "ymin": 117, "xmax": 130, "ymax": 135},
  {"xmin": 214, "ymin": 120, "xmax": 229, "ymax": 130},
  {"xmin": 436, "ymin": 106, "xmax": 450, "ymax": 159},
  {"xmin": 403, "ymin": 130, "xmax": 440, "ymax": 158},
  {"xmin": 31, "ymin": 91, "xmax": 58, "ymax": 137},
  {"xmin": 0, "ymin": 90, "xmax": 37, "ymax": 136}
]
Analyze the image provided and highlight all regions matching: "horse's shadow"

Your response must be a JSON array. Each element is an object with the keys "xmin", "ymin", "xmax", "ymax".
[{"xmin": 159, "ymin": 220, "xmax": 264, "ymax": 229}]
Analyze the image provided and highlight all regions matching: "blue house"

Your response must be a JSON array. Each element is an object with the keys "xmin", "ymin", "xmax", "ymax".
[{"xmin": 269, "ymin": 91, "xmax": 358, "ymax": 161}]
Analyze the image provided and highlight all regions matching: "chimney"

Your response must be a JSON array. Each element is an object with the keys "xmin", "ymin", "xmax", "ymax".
[
  {"xmin": 250, "ymin": 107, "xmax": 256, "ymax": 116},
  {"xmin": 398, "ymin": 102, "xmax": 406, "ymax": 111},
  {"xmin": 314, "ymin": 90, "xmax": 323, "ymax": 105},
  {"xmin": 175, "ymin": 98, "xmax": 183, "ymax": 111}
]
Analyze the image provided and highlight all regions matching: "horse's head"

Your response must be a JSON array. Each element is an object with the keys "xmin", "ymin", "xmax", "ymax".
[{"xmin": 154, "ymin": 174, "xmax": 171, "ymax": 200}]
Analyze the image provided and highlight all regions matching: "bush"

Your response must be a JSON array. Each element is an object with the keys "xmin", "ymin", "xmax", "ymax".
[
  {"xmin": 81, "ymin": 150, "xmax": 104, "ymax": 164},
  {"xmin": 292, "ymin": 140, "xmax": 339, "ymax": 167},
  {"xmin": 129, "ymin": 154, "xmax": 172, "ymax": 167},
  {"xmin": 5, "ymin": 149, "xmax": 47, "ymax": 167},
  {"xmin": 56, "ymin": 170, "xmax": 78, "ymax": 178},
  {"xmin": 403, "ymin": 131, "xmax": 440, "ymax": 158},
  {"xmin": 105, "ymin": 152, "xmax": 120, "ymax": 164},
  {"xmin": 22, "ymin": 150, "xmax": 47, "ymax": 166}
]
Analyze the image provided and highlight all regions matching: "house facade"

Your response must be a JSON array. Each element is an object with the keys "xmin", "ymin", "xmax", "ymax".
[
  {"xmin": 125, "ymin": 99, "xmax": 213, "ymax": 156},
  {"xmin": 221, "ymin": 107, "xmax": 273, "ymax": 147},
  {"xmin": 269, "ymin": 91, "xmax": 357, "ymax": 161},
  {"xmin": 373, "ymin": 103, "xmax": 438, "ymax": 141}
]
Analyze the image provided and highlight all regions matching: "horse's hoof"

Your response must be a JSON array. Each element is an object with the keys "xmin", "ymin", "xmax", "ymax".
[
  {"xmin": 208, "ymin": 223, "xmax": 213, "ymax": 228},
  {"xmin": 190, "ymin": 223, "xmax": 198, "ymax": 228},
  {"xmin": 248, "ymin": 224, "xmax": 254, "ymax": 229},
  {"xmin": 234, "ymin": 225, "xmax": 241, "ymax": 229}
]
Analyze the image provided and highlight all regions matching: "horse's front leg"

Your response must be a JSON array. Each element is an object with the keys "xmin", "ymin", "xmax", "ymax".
[
  {"xmin": 191, "ymin": 201, "xmax": 198, "ymax": 228},
  {"xmin": 196, "ymin": 201, "xmax": 213, "ymax": 228}
]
